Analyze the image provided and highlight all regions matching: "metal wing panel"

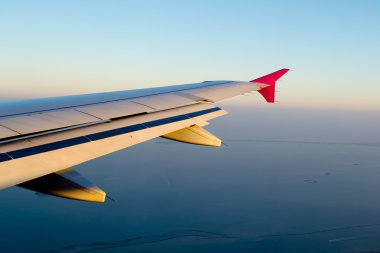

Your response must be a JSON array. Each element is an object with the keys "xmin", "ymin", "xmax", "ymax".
[
  {"xmin": 0, "ymin": 81, "xmax": 245, "ymax": 118},
  {"xmin": 131, "ymin": 93, "xmax": 197, "ymax": 110},
  {"xmin": 0, "ymin": 82, "xmax": 242, "ymax": 140},
  {"xmin": 0, "ymin": 126, "xmax": 20, "ymax": 139},
  {"xmin": 0, "ymin": 82, "xmax": 210, "ymax": 117},
  {"xmin": 0, "ymin": 109, "xmax": 99, "ymax": 137},
  {"xmin": 75, "ymin": 100, "xmax": 153, "ymax": 120},
  {"xmin": 184, "ymin": 82, "xmax": 257, "ymax": 102}
]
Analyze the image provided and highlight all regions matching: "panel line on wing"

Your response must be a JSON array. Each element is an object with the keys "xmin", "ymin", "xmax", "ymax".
[{"xmin": 73, "ymin": 109, "xmax": 104, "ymax": 120}]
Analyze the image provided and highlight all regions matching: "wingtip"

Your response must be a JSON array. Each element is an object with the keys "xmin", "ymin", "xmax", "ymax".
[
  {"xmin": 251, "ymin": 68, "xmax": 290, "ymax": 103},
  {"xmin": 250, "ymin": 68, "xmax": 290, "ymax": 85}
]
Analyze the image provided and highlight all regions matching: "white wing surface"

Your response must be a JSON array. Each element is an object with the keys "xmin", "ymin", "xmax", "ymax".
[{"xmin": 0, "ymin": 69, "xmax": 289, "ymax": 202}]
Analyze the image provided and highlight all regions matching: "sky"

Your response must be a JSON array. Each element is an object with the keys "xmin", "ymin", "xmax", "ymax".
[{"xmin": 0, "ymin": 0, "xmax": 379, "ymax": 110}]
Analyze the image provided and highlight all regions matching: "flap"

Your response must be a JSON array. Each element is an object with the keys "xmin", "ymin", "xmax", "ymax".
[
  {"xmin": 0, "ymin": 109, "xmax": 100, "ymax": 139},
  {"xmin": 75, "ymin": 100, "xmax": 153, "ymax": 120}
]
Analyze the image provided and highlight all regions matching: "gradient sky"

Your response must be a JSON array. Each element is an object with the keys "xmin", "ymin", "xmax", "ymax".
[{"xmin": 0, "ymin": 0, "xmax": 379, "ymax": 110}]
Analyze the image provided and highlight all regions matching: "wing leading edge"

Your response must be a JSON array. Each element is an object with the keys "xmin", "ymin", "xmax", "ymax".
[{"xmin": 0, "ymin": 69, "xmax": 289, "ymax": 202}]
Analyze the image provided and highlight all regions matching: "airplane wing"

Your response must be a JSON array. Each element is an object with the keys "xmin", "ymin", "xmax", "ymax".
[{"xmin": 0, "ymin": 68, "xmax": 289, "ymax": 202}]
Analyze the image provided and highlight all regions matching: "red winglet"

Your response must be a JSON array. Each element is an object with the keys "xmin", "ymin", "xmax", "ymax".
[{"xmin": 250, "ymin": 68, "xmax": 289, "ymax": 103}]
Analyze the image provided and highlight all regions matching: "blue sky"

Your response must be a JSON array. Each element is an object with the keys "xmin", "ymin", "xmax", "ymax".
[{"xmin": 0, "ymin": 0, "xmax": 379, "ymax": 110}]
